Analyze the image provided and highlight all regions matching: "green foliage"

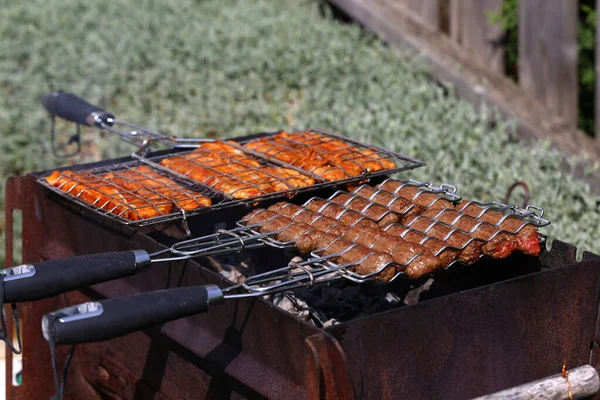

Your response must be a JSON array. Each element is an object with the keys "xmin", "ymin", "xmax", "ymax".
[{"xmin": 0, "ymin": 0, "xmax": 599, "ymax": 265}]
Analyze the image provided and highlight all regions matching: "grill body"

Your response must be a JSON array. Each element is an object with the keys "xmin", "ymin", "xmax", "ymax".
[{"xmin": 5, "ymin": 172, "xmax": 600, "ymax": 400}]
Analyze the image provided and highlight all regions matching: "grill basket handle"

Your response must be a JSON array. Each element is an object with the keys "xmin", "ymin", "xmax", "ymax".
[
  {"xmin": 42, "ymin": 91, "xmax": 114, "ymax": 127},
  {"xmin": 3, "ymin": 251, "xmax": 150, "ymax": 303},
  {"xmin": 42, "ymin": 285, "xmax": 224, "ymax": 344}
]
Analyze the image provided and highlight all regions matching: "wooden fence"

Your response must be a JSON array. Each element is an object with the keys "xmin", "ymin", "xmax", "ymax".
[{"xmin": 394, "ymin": 0, "xmax": 590, "ymax": 137}]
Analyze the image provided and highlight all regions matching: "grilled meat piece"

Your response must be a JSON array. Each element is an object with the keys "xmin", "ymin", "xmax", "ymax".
[
  {"xmin": 413, "ymin": 208, "xmax": 519, "ymax": 259},
  {"xmin": 381, "ymin": 224, "xmax": 460, "ymax": 266},
  {"xmin": 455, "ymin": 201, "xmax": 541, "ymax": 256},
  {"xmin": 269, "ymin": 203, "xmax": 346, "ymax": 236},
  {"xmin": 244, "ymin": 131, "xmax": 396, "ymax": 180},
  {"xmin": 386, "ymin": 219, "xmax": 483, "ymax": 264},
  {"xmin": 241, "ymin": 208, "xmax": 396, "ymax": 281},
  {"xmin": 160, "ymin": 141, "xmax": 315, "ymax": 198},
  {"xmin": 329, "ymin": 192, "xmax": 400, "ymax": 227},
  {"xmin": 105, "ymin": 166, "xmax": 211, "ymax": 211},
  {"xmin": 284, "ymin": 131, "xmax": 397, "ymax": 172},
  {"xmin": 352, "ymin": 185, "xmax": 423, "ymax": 221},
  {"xmin": 377, "ymin": 179, "xmax": 455, "ymax": 209},
  {"xmin": 46, "ymin": 167, "xmax": 211, "ymax": 221},
  {"xmin": 296, "ymin": 232, "xmax": 396, "ymax": 281},
  {"xmin": 245, "ymin": 139, "xmax": 349, "ymax": 181},
  {"xmin": 303, "ymin": 199, "xmax": 380, "ymax": 229},
  {"xmin": 269, "ymin": 202, "xmax": 443, "ymax": 278}
]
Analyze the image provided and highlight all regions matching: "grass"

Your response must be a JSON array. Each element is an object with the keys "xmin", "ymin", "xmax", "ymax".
[{"xmin": 0, "ymin": 0, "xmax": 599, "ymax": 264}]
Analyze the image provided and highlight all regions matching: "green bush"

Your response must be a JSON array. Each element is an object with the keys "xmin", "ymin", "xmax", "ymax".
[{"xmin": 0, "ymin": 0, "xmax": 599, "ymax": 265}]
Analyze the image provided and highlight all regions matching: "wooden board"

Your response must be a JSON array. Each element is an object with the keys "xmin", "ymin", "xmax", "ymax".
[
  {"xmin": 449, "ymin": 0, "xmax": 504, "ymax": 73},
  {"xmin": 328, "ymin": 0, "xmax": 600, "ymax": 192},
  {"xmin": 395, "ymin": 0, "xmax": 440, "ymax": 31},
  {"xmin": 519, "ymin": 0, "xmax": 578, "ymax": 128}
]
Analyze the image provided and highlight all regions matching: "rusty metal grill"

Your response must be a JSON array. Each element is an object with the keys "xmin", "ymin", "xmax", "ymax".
[{"xmin": 36, "ymin": 131, "xmax": 425, "ymax": 228}]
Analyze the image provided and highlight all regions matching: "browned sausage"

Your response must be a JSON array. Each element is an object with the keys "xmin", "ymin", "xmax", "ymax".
[
  {"xmin": 377, "ymin": 180, "xmax": 455, "ymax": 209},
  {"xmin": 329, "ymin": 192, "xmax": 399, "ymax": 227},
  {"xmin": 352, "ymin": 185, "xmax": 423, "ymax": 221},
  {"xmin": 456, "ymin": 201, "xmax": 541, "ymax": 256},
  {"xmin": 303, "ymin": 199, "xmax": 379, "ymax": 229}
]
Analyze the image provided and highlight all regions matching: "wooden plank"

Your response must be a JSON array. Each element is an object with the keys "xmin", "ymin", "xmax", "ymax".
[
  {"xmin": 519, "ymin": 0, "xmax": 578, "ymax": 127},
  {"xmin": 396, "ymin": 0, "xmax": 440, "ymax": 31},
  {"xmin": 450, "ymin": 0, "xmax": 504, "ymax": 73},
  {"xmin": 327, "ymin": 0, "xmax": 600, "ymax": 192}
]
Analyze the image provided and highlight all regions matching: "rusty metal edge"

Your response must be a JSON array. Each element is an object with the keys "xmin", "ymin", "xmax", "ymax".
[{"xmin": 305, "ymin": 332, "xmax": 355, "ymax": 400}]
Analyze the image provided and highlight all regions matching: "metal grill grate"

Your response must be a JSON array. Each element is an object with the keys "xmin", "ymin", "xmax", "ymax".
[
  {"xmin": 241, "ymin": 130, "xmax": 423, "ymax": 183},
  {"xmin": 36, "ymin": 131, "xmax": 425, "ymax": 227}
]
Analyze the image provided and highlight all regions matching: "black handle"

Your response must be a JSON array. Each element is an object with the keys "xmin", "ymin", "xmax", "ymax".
[
  {"xmin": 3, "ymin": 251, "xmax": 150, "ymax": 303},
  {"xmin": 43, "ymin": 285, "xmax": 224, "ymax": 344},
  {"xmin": 41, "ymin": 91, "xmax": 114, "ymax": 127}
]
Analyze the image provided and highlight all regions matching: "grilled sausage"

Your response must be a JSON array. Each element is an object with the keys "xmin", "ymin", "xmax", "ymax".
[
  {"xmin": 303, "ymin": 199, "xmax": 379, "ymax": 229},
  {"xmin": 382, "ymin": 224, "xmax": 460, "ymax": 266},
  {"xmin": 329, "ymin": 193, "xmax": 400, "ymax": 227},
  {"xmin": 302, "ymin": 232, "xmax": 396, "ymax": 280},
  {"xmin": 241, "ymin": 208, "xmax": 396, "ymax": 281},
  {"xmin": 268, "ymin": 202, "xmax": 443, "ymax": 278},
  {"xmin": 352, "ymin": 185, "xmax": 423, "ymax": 221},
  {"xmin": 269, "ymin": 203, "xmax": 346, "ymax": 236},
  {"xmin": 455, "ymin": 201, "xmax": 541, "ymax": 256},
  {"xmin": 377, "ymin": 180, "xmax": 455, "ymax": 209},
  {"xmin": 415, "ymin": 208, "xmax": 519, "ymax": 259},
  {"xmin": 387, "ymin": 219, "xmax": 483, "ymax": 264}
]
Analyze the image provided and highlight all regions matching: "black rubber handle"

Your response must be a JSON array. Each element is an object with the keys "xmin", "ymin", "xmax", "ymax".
[
  {"xmin": 3, "ymin": 251, "xmax": 149, "ymax": 303},
  {"xmin": 45, "ymin": 285, "xmax": 223, "ymax": 344},
  {"xmin": 41, "ymin": 91, "xmax": 114, "ymax": 127}
]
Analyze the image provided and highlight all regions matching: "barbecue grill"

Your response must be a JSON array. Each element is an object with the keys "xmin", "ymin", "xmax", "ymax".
[{"xmin": 3, "ymin": 93, "xmax": 600, "ymax": 399}]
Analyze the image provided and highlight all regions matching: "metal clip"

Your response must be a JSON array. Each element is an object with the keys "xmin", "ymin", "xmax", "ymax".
[{"xmin": 50, "ymin": 115, "xmax": 82, "ymax": 158}]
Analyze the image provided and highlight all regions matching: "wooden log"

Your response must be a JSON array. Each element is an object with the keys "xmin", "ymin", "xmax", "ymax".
[
  {"xmin": 473, "ymin": 365, "xmax": 600, "ymax": 400},
  {"xmin": 449, "ymin": 0, "xmax": 504, "ymax": 73},
  {"xmin": 519, "ymin": 0, "xmax": 578, "ymax": 128}
]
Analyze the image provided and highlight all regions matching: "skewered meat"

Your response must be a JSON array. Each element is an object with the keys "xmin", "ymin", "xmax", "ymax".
[
  {"xmin": 268, "ymin": 202, "xmax": 443, "ymax": 278},
  {"xmin": 104, "ymin": 166, "xmax": 211, "ymax": 211},
  {"xmin": 282, "ymin": 131, "xmax": 397, "ymax": 172},
  {"xmin": 159, "ymin": 141, "xmax": 315, "ymax": 198},
  {"xmin": 245, "ymin": 139, "xmax": 349, "ymax": 181},
  {"xmin": 377, "ymin": 179, "xmax": 455, "ymax": 209},
  {"xmin": 241, "ymin": 208, "xmax": 396, "ymax": 281},
  {"xmin": 244, "ymin": 131, "xmax": 397, "ymax": 179},
  {"xmin": 45, "ymin": 167, "xmax": 212, "ymax": 221},
  {"xmin": 386, "ymin": 219, "xmax": 483, "ymax": 264},
  {"xmin": 455, "ymin": 201, "xmax": 541, "ymax": 256},
  {"xmin": 352, "ymin": 185, "xmax": 423, "ymax": 221},
  {"xmin": 411, "ymin": 208, "xmax": 519, "ymax": 259},
  {"xmin": 295, "ymin": 232, "xmax": 396, "ymax": 281},
  {"xmin": 269, "ymin": 203, "xmax": 346, "ymax": 236},
  {"xmin": 303, "ymin": 199, "xmax": 380, "ymax": 229},
  {"xmin": 329, "ymin": 192, "xmax": 400, "ymax": 227},
  {"xmin": 381, "ymin": 224, "xmax": 460, "ymax": 266}
]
